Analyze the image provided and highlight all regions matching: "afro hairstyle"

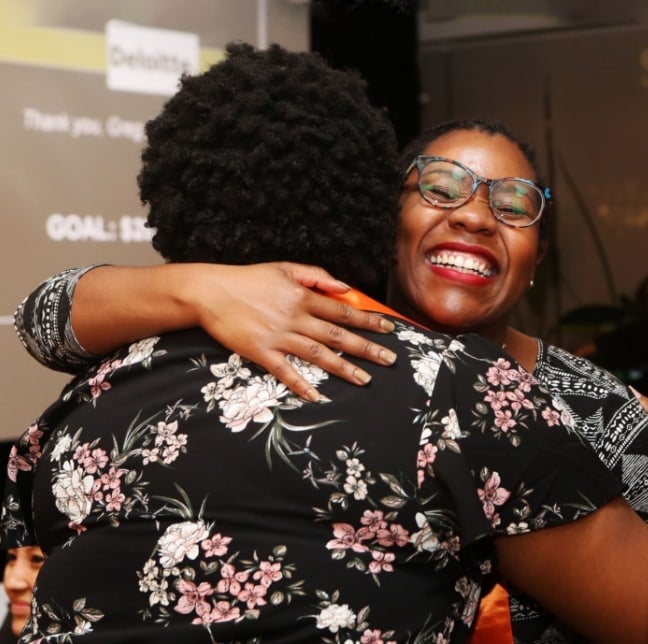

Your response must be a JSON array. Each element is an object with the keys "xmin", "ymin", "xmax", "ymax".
[{"xmin": 138, "ymin": 41, "xmax": 401, "ymax": 292}]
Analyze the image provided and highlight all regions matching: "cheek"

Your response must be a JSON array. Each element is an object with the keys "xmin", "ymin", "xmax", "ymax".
[{"xmin": 503, "ymin": 231, "xmax": 540, "ymax": 278}]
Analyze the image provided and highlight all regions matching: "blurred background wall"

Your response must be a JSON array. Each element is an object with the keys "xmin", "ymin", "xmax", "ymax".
[{"xmin": 1, "ymin": 0, "xmax": 647, "ymax": 443}]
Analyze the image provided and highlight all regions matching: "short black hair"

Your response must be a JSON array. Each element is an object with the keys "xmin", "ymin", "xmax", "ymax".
[
  {"xmin": 399, "ymin": 118, "xmax": 552, "ymax": 244},
  {"xmin": 138, "ymin": 42, "xmax": 401, "ymax": 293}
]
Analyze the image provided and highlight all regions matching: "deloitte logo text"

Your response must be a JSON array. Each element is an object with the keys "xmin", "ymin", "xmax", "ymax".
[{"xmin": 106, "ymin": 21, "xmax": 199, "ymax": 97}]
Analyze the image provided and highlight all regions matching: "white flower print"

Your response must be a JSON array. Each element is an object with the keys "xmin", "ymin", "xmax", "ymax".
[
  {"xmin": 440, "ymin": 408, "xmax": 461, "ymax": 440},
  {"xmin": 201, "ymin": 381, "xmax": 223, "ymax": 412},
  {"xmin": 410, "ymin": 513, "xmax": 440, "ymax": 553},
  {"xmin": 52, "ymin": 460, "xmax": 95, "ymax": 525},
  {"xmin": 343, "ymin": 475, "xmax": 369, "ymax": 500},
  {"xmin": 219, "ymin": 374, "xmax": 286, "ymax": 432},
  {"xmin": 345, "ymin": 458, "xmax": 365, "ymax": 478},
  {"xmin": 50, "ymin": 433, "xmax": 72, "ymax": 462},
  {"xmin": 121, "ymin": 336, "xmax": 161, "ymax": 366},
  {"xmin": 506, "ymin": 521, "xmax": 530, "ymax": 535},
  {"xmin": 412, "ymin": 352, "xmax": 444, "ymax": 396},
  {"xmin": 210, "ymin": 353, "xmax": 252, "ymax": 387},
  {"xmin": 286, "ymin": 354, "xmax": 328, "ymax": 387},
  {"xmin": 157, "ymin": 521, "xmax": 211, "ymax": 568},
  {"xmin": 316, "ymin": 603, "xmax": 356, "ymax": 633},
  {"xmin": 395, "ymin": 328, "xmax": 431, "ymax": 346}
]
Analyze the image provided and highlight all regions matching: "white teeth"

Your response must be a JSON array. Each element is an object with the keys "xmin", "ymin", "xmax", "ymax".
[{"xmin": 428, "ymin": 251, "xmax": 495, "ymax": 277}]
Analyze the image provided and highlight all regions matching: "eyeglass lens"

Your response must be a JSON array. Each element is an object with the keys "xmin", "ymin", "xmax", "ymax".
[{"xmin": 419, "ymin": 159, "xmax": 542, "ymax": 226}]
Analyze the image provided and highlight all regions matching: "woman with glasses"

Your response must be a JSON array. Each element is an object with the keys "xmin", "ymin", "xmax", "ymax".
[{"xmin": 11, "ymin": 119, "xmax": 648, "ymax": 643}]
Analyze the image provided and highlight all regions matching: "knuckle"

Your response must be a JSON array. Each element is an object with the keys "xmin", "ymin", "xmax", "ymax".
[
  {"xmin": 306, "ymin": 341, "xmax": 324, "ymax": 358},
  {"xmin": 326, "ymin": 324, "xmax": 346, "ymax": 344},
  {"xmin": 337, "ymin": 303, "xmax": 354, "ymax": 324}
]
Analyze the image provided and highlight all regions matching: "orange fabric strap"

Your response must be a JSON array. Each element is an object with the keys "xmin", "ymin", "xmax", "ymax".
[
  {"xmin": 330, "ymin": 289, "xmax": 514, "ymax": 644},
  {"xmin": 469, "ymin": 584, "xmax": 513, "ymax": 644},
  {"xmin": 329, "ymin": 289, "xmax": 418, "ymax": 325}
]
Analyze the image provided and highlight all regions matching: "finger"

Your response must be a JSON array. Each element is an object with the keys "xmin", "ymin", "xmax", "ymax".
[
  {"xmin": 281, "ymin": 330, "xmax": 398, "ymax": 384},
  {"xmin": 279, "ymin": 262, "xmax": 351, "ymax": 294},
  {"xmin": 304, "ymin": 320, "xmax": 397, "ymax": 366},
  {"xmin": 263, "ymin": 353, "xmax": 324, "ymax": 402},
  {"xmin": 308, "ymin": 296, "xmax": 395, "ymax": 334}
]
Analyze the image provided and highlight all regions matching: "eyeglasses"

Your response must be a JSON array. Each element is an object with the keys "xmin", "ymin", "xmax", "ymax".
[{"xmin": 403, "ymin": 156, "xmax": 551, "ymax": 228}]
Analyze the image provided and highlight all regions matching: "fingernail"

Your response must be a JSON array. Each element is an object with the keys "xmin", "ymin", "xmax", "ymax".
[
  {"xmin": 354, "ymin": 368, "xmax": 372, "ymax": 385},
  {"xmin": 306, "ymin": 388, "xmax": 322, "ymax": 403},
  {"xmin": 379, "ymin": 349, "xmax": 397, "ymax": 365},
  {"xmin": 335, "ymin": 280, "xmax": 352, "ymax": 290},
  {"xmin": 379, "ymin": 318, "xmax": 395, "ymax": 332}
]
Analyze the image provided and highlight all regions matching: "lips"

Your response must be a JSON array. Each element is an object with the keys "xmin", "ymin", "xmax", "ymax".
[
  {"xmin": 10, "ymin": 600, "xmax": 31, "ymax": 616},
  {"xmin": 426, "ymin": 248, "xmax": 497, "ymax": 278}
]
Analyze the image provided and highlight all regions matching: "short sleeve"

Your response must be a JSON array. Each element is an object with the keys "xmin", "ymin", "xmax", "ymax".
[{"xmin": 422, "ymin": 333, "xmax": 625, "ymax": 548}]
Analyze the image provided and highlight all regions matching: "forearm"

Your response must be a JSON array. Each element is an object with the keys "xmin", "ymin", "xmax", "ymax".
[
  {"xmin": 70, "ymin": 264, "xmax": 205, "ymax": 355},
  {"xmin": 14, "ymin": 264, "xmax": 208, "ymax": 373}
]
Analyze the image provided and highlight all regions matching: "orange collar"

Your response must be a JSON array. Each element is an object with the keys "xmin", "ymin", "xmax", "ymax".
[{"xmin": 328, "ymin": 289, "xmax": 420, "ymax": 326}]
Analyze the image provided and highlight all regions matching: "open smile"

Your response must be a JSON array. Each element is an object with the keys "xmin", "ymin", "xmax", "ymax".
[{"xmin": 426, "ymin": 249, "xmax": 497, "ymax": 278}]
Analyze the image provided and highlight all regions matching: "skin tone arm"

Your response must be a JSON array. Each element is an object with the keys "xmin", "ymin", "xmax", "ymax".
[
  {"xmin": 495, "ymin": 496, "xmax": 648, "ymax": 643},
  {"xmin": 70, "ymin": 262, "xmax": 397, "ymax": 402}
]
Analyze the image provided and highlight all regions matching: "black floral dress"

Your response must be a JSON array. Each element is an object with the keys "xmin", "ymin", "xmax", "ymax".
[{"xmin": 2, "ymin": 303, "xmax": 623, "ymax": 642}]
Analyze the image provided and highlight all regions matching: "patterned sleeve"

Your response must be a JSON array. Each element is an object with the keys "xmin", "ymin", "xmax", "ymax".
[
  {"xmin": 13, "ymin": 266, "xmax": 102, "ymax": 374},
  {"xmin": 420, "ymin": 333, "xmax": 626, "ymax": 549}
]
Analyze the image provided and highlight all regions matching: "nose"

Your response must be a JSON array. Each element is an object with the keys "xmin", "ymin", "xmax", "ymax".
[
  {"xmin": 4, "ymin": 563, "xmax": 31, "ymax": 591},
  {"xmin": 446, "ymin": 185, "xmax": 498, "ymax": 234}
]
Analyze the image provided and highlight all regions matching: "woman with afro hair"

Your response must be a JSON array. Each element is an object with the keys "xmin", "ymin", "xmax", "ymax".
[{"xmin": 5, "ymin": 43, "xmax": 647, "ymax": 643}]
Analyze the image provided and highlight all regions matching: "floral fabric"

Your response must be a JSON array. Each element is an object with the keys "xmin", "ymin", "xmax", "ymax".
[{"xmin": 1, "ymin": 315, "xmax": 623, "ymax": 643}]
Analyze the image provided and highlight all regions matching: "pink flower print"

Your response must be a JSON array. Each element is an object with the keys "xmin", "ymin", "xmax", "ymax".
[
  {"xmin": 360, "ymin": 510, "xmax": 387, "ymax": 535},
  {"xmin": 494, "ymin": 409, "xmax": 516, "ymax": 433},
  {"xmin": 542, "ymin": 406, "xmax": 561, "ymax": 426},
  {"xmin": 326, "ymin": 523, "xmax": 370, "ymax": 553},
  {"xmin": 506, "ymin": 388, "xmax": 534, "ymax": 412},
  {"xmin": 90, "ymin": 479, "xmax": 104, "ymax": 502},
  {"xmin": 175, "ymin": 579, "xmax": 214, "ymax": 615},
  {"xmin": 361, "ymin": 629, "xmax": 395, "ymax": 643},
  {"xmin": 73, "ymin": 444, "xmax": 91, "ymax": 463},
  {"xmin": 417, "ymin": 443, "xmax": 438, "ymax": 469},
  {"xmin": 252, "ymin": 560, "xmax": 283, "ymax": 588},
  {"xmin": 368, "ymin": 550, "xmax": 395, "ymax": 574},
  {"xmin": 478, "ymin": 472, "xmax": 511, "ymax": 527},
  {"xmin": 88, "ymin": 373, "xmax": 111, "ymax": 399},
  {"xmin": 209, "ymin": 600, "xmax": 241, "ymax": 623},
  {"xmin": 81, "ymin": 448, "xmax": 109, "ymax": 474},
  {"xmin": 375, "ymin": 523, "xmax": 409, "ymax": 548},
  {"xmin": 100, "ymin": 466, "xmax": 126, "ymax": 490},
  {"xmin": 6, "ymin": 445, "xmax": 32, "ymax": 482},
  {"xmin": 192, "ymin": 600, "xmax": 241, "ymax": 625},
  {"xmin": 26, "ymin": 424, "xmax": 44, "ymax": 445},
  {"xmin": 201, "ymin": 533, "xmax": 232, "ymax": 557},
  {"xmin": 486, "ymin": 359, "xmax": 513, "ymax": 386},
  {"xmin": 484, "ymin": 389, "xmax": 509, "ymax": 411},
  {"xmin": 105, "ymin": 489, "xmax": 125, "ymax": 512},
  {"xmin": 237, "ymin": 581, "xmax": 268, "ymax": 609},
  {"xmin": 96, "ymin": 358, "xmax": 122, "ymax": 377},
  {"xmin": 514, "ymin": 368, "xmax": 536, "ymax": 392},
  {"xmin": 27, "ymin": 442, "xmax": 42, "ymax": 461},
  {"xmin": 216, "ymin": 563, "xmax": 248, "ymax": 595}
]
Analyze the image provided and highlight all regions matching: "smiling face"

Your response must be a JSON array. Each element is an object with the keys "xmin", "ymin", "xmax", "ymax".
[
  {"xmin": 3, "ymin": 546, "xmax": 45, "ymax": 636},
  {"xmin": 388, "ymin": 128, "xmax": 545, "ymax": 342}
]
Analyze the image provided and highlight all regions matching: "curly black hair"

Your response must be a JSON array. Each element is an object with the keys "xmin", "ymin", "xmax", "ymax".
[
  {"xmin": 138, "ymin": 42, "xmax": 401, "ymax": 292},
  {"xmin": 399, "ymin": 119, "xmax": 553, "ymax": 245}
]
